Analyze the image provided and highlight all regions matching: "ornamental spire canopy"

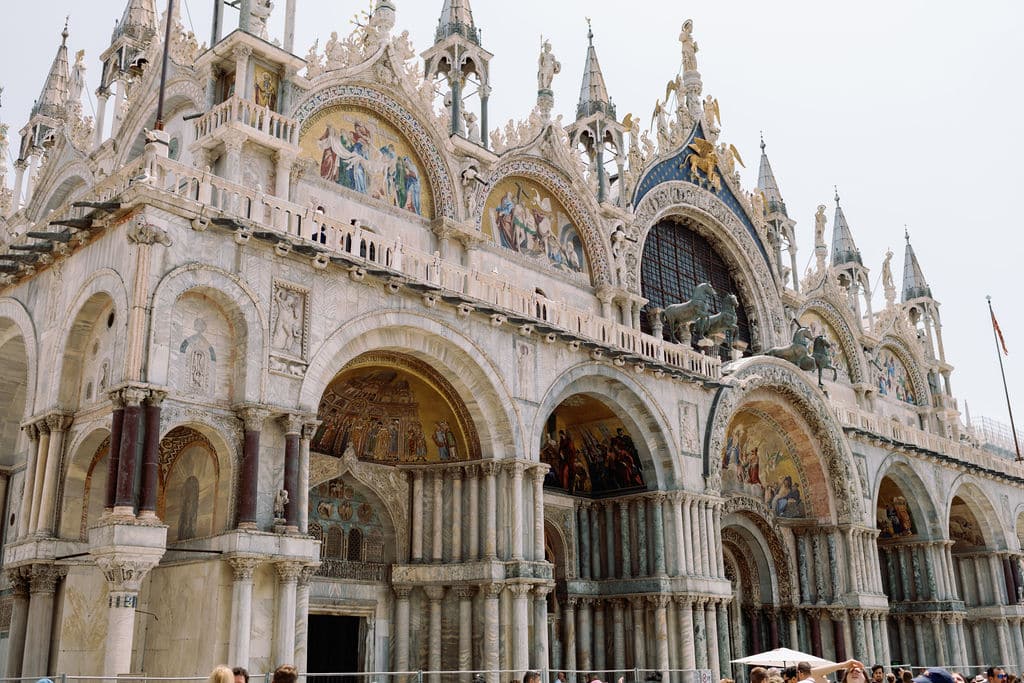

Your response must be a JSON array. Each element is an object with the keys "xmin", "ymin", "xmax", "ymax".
[
  {"xmin": 32, "ymin": 21, "xmax": 71, "ymax": 120},
  {"xmin": 576, "ymin": 22, "xmax": 615, "ymax": 121},
  {"xmin": 111, "ymin": 0, "xmax": 157, "ymax": 43},
  {"xmin": 902, "ymin": 230, "xmax": 933, "ymax": 301},
  {"xmin": 830, "ymin": 190, "xmax": 862, "ymax": 266},
  {"xmin": 435, "ymin": 0, "xmax": 480, "ymax": 45},
  {"xmin": 756, "ymin": 136, "xmax": 787, "ymax": 217}
]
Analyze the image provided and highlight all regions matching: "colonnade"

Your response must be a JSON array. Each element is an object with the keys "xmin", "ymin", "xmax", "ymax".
[
  {"xmin": 951, "ymin": 550, "xmax": 1023, "ymax": 607},
  {"xmin": 879, "ymin": 540, "xmax": 958, "ymax": 603}
]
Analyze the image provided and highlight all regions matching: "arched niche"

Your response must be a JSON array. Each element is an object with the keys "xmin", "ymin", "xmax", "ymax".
[
  {"xmin": 167, "ymin": 290, "xmax": 239, "ymax": 403},
  {"xmin": 872, "ymin": 344, "xmax": 921, "ymax": 406},
  {"xmin": 308, "ymin": 474, "xmax": 397, "ymax": 573},
  {"xmin": 480, "ymin": 175, "xmax": 592, "ymax": 282},
  {"xmin": 537, "ymin": 393, "xmax": 646, "ymax": 496},
  {"xmin": 0, "ymin": 316, "xmax": 31, "ymax": 466},
  {"xmin": 157, "ymin": 426, "xmax": 230, "ymax": 543},
  {"xmin": 59, "ymin": 429, "xmax": 110, "ymax": 540},
  {"xmin": 873, "ymin": 459, "xmax": 942, "ymax": 540},
  {"xmin": 56, "ymin": 292, "xmax": 119, "ymax": 411},
  {"xmin": 313, "ymin": 351, "xmax": 481, "ymax": 464},
  {"xmin": 947, "ymin": 481, "xmax": 1005, "ymax": 552},
  {"xmin": 299, "ymin": 104, "xmax": 435, "ymax": 219},
  {"xmin": 798, "ymin": 305, "xmax": 861, "ymax": 384}
]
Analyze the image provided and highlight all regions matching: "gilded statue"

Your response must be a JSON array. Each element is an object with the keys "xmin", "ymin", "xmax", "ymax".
[{"xmin": 685, "ymin": 138, "xmax": 722, "ymax": 193}]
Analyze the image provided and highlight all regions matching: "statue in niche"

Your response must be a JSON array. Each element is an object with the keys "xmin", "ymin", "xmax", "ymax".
[
  {"xmin": 271, "ymin": 286, "xmax": 304, "ymax": 357},
  {"xmin": 463, "ymin": 110, "xmax": 480, "ymax": 144},
  {"xmin": 679, "ymin": 20, "xmax": 699, "ymax": 72},
  {"xmin": 179, "ymin": 319, "xmax": 216, "ymax": 395},
  {"xmin": 537, "ymin": 38, "xmax": 561, "ymax": 92},
  {"xmin": 274, "ymin": 488, "xmax": 289, "ymax": 520}
]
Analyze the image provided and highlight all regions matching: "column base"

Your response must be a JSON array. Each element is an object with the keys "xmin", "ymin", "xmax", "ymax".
[{"xmin": 236, "ymin": 522, "xmax": 259, "ymax": 531}]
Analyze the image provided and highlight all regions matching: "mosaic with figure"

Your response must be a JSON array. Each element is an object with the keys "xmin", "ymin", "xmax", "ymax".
[
  {"xmin": 876, "ymin": 478, "xmax": 917, "ymax": 539},
  {"xmin": 539, "ymin": 395, "xmax": 644, "ymax": 496},
  {"xmin": 312, "ymin": 352, "xmax": 479, "ymax": 463},
  {"xmin": 482, "ymin": 177, "xmax": 588, "ymax": 276},
  {"xmin": 308, "ymin": 476, "xmax": 387, "ymax": 564},
  {"xmin": 949, "ymin": 497, "xmax": 985, "ymax": 549},
  {"xmin": 873, "ymin": 348, "xmax": 916, "ymax": 404},
  {"xmin": 721, "ymin": 410, "xmax": 809, "ymax": 518},
  {"xmin": 798, "ymin": 311, "xmax": 849, "ymax": 383},
  {"xmin": 301, "ymin": 105, "xmax": 434, "ymax": 218}
]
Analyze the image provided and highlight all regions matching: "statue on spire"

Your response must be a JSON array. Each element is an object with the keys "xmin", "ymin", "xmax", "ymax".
[
  {"xmin": 679, "ymin": 19, "xmax": 699, "ymax": 72},
  {"xmin": 814, "ymin": 204, "xmax": 828, "ymax": 271},
  {"xmin": 537, "ymin": 38, "xmax": 561, "ymax": 92},
  {"xmin": 250, "ymin": 0, "xmax": 273, "ymax": 40},
  {"xmin": 882, "ymin": 248, "xmax": 896, "ymax": 306}
]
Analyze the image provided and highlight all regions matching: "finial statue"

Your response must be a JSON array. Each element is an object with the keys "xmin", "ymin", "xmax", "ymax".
[
  {"xmin": 882, "ymin": 248, "xmax": 896, "ymax": 306},
  {"xmin": 814, "ymin": 204, "xmax": 827, "ymax": 271},
  {"xmin": 679, "ymin": 19, "xmax": 699, "ymax": 72},
  {"xmin": 537, "ymin": 38, "xmax": 561, "ymax": 92},
  {"xmin": 250, "ymin": 0, "xmax": 273, "ymax": 40}
]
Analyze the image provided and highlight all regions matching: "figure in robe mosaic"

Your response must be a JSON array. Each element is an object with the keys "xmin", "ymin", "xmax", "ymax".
[
  {"xmin": 301, "ymin": 105, "xmax": 433, "ymax": 218},
  {"xmin": 312, "ymin": 354, "xmax": 479, "ymax": 463},
  {"xmin": 876, "ymin": 493, "xmax": 916, "ymax": 539},
  {"xmin": 721, "ymin": 411, "xmax": 809, "ymax": 518},
  {"xmin": 873, "ymin": 348, "xmax": 916, "ymax": 404},
  {"xmin": 948, "ymin": 497, "xmax": 985, "ymax": 549},
  {"xmin": 539, "ymin": 395, "xmax": 645, "ymax": 495},
  {"xmin": 482, "ymin": 177, "xmax": 589, "ymax": 276}
]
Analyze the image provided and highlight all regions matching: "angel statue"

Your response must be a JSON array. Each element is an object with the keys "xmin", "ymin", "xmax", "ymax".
[
  {"xmin": 679, "ymin": 19, "xmax": 699, "ymax": 72},
  {"xmin": 537, "ymin": 38, "xmax": 561, "ymax": 92},
  {"xmin": 716, "ymin": 141, "xmax": 744, "ymax": 179},
  {"xmin": 703, "ymin": 95, "xmax": 720, "ymax": 129}
]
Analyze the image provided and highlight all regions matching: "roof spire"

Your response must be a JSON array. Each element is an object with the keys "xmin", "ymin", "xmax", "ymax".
[
  {"xmin": 576, "ymin": 19, "xmax": 614, "ymax": 120},
  {"xmin": 756, "ymin": 135, "xmax": 787, "ymax": 217},
  {"xmin": 902, "ymin": 229, "xmax": 932, "ymax": 301},
  {"xmin": 435, "ymin": 0, "xmax": 479, "ymax": 45},
  {"xmin": 830, "ymin": 187, "xmax": 862, "ymax": 266},
  {"xmin": 111, "ymin": 0, "xmax": 157, "ymax": 43},
  {"xmin": 32, "ymin": 20, "xmax": 72, "ymax": 120}
]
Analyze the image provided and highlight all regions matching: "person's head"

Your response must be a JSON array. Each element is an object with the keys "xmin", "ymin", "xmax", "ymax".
[
  {"xmin": 209, "ymin": 667, "xmax": 234, "ymax": 683},
  {"xmin": 845, "ymin": 665, "xmax": 868, "ymax": 683},
  {"xmin": 902, "ymin": 672, "xmax": 914, "ymax": 683},
  {"xmin": 783, "ymin": 667, "xmax": 798, "ymax": 683},
  {"xmin": 233, "ymin": 668, "xmax": 249, "ymax": 683},
  {"xmin": 557, "ymin": 675, "xmax": 566, "ymax": 683},
  {"xmin": 872, "ymin": 667, "xmax": 885, "ymax": 683},
  {"xmin": 913, "ymin": 668, "xmax": 955, "ymax": 683},
  {"xmin": 987, "ymin": 670, "xmax": 1007, "ymax": 683},
  {"xmin": 951, "ymin": 674, "xmax": 965, "ymax": 683},
  {"xmin": 797, "ymin": 663, "xmax": 813, "ymax": 681},
  {"xmin": 524, "ymin": 672, "xmax": 542, "ymax": 683},
  {"xmin": 273, "ymin": 666, "xmax": 298, "ymax": 683},
  {"xmin": 887, "ymin": 675, "xmax": 897, "ymax": 683},
  {"xmin": 751, "ymin": 668, "xmax": 769, "ymax": 683}
]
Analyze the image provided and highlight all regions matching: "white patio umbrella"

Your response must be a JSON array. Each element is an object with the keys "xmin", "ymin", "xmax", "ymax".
[{"xmin": 731, "ymin": 647, "xmax": 836, "ymax": 668}]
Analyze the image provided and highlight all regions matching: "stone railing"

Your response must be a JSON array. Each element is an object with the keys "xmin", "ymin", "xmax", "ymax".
[
  {"xmin": 138, "ymin": 154, "xmax": 721, "ymax": 379},
  {"xmin": 834, "ymin": 405, "xmax": 1024, "ymax": 478},
  {"xmin": 316, "ymin": 559, "xmax": 391, "ymax": 582},
  {"xmin": 193, "ymin": 95, "xmax": 299, "ymax": 146}
]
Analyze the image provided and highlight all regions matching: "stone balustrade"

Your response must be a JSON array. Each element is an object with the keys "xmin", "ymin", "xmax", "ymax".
[{"xmin": 193, "ymin": 94, "xmax": 299, "ymax": 148}]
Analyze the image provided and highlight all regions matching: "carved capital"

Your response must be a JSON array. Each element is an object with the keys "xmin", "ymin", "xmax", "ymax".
[
  {"xmin": 302, "ymin": 420, "xmax": 320, "ymax": 440},
  {"xmin": 232, "ymin": 44, "xmax": 253, "ymax": 61},
  {"xmin": 35, "ymin": 419, "xmax": 51, "ymax": 436},
  {"xmin": 508, "ymin": 583, "xmax": 533, "ymax": 598},
  {"xmin": 120, "ymin": 385, "xmax": 148, "ymax": 407},
  {"xmin": 565, "ymin": 596, "xmax": 580, "ymax": 609},
  {"xmin": 95, "ymin": 555, "xmax": 159, "ymax": 593},
  {"xmin": 393, "ymin": 585, "xmax": 413, "ymax": 600},
  {"xmin": 145, "ymin": 389, "xmax": 168, "ymax": 407},
  {"xmin": 280, "ymin": 413, "xmax": 305, "ymax": 436},
  {"xmin": 479, "ymin": 460, "xmax": 499, "ymax": 477},
  {"xmin": 455, "ymin": 585, "xmax": 476, "ymax": 599},
  {"xmin": 445, "ymin": 467, "xmax": 464, "ymax": 482},
  {"xmin": 237, "ymin": 405, "xmax": 270, "ymax": 432},
  {"xmin": 533, "ymin": 584, "xmax": 553, "ymax": 599},
  {"xmin": 275, "ymin": 560, "xmax": 304, "ymax": 583},
  {"xmin": 648, "ymin": 594, "xmax": 671, "ymax": 609},
  {"xmin": 228, "ymin": 555, "xmax": 261, "ymax": 581},
  {"xmin": 674, "ymin": 595, "xmax": 693, "ymax": 608},
  {"xmin": 6, "ymin": 568, "xmax": 29, "ymax": 597},
  {"xmin": 29, "ymin": 563, "xmax": 67, "ymax": 594},
  {"xmin": 508, "ymin": 461, "xmax": 528, "ymax": 478},
  {"xmin": 532, "ymin": 463, "xmax": 550, "ymax": 481},
  {"xmin": 480, "ymin": 582, "xmax": 504, "ymax": 599},
  {"xmin": 424, "ymin": 585, "xmax": 446, "ymax": 602},
  {"xmin": 44, "ymin": 412, "xmax": 73, "ymax": 432},
  {"xmin": 21, "ymin": 422, "xmax": 39, "ymax": 442}
]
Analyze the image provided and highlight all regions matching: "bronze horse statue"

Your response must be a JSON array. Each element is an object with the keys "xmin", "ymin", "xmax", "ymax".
[
  {"xmin": 765, "ymin": 326, "xmax": 816, "ymax": 371},
  {"xmin": 662, "ymin": 283, "xmax": 716, "ymax": 344},
  {"xmin": 695, "ymin": 293, "xmax": 739, "ymax": 342},
  {"xmin": 812, "ymin": 334, "xmax": 839, "ymax": 387}
]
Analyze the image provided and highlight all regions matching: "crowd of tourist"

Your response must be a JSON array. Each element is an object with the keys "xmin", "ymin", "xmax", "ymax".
[{"xmin": 724, "ymin": 660, "xmax": 1020, "ymax": 683}]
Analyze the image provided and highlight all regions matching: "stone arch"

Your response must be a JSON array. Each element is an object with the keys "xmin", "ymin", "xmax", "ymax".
[
  {"xmin": 155, "ymin": 422, "xmax": 236, "ymax": 543},
  {"xmin": 876, "ymin": 335, "xmax": 929, "ymax": 408},
  {"xmin": 115, "ymin": 77, "xmax": 206, "ymax": 168},
  {"xmin": 543, "ymin": 517, "xmax": 570, "ymax": 580},
  {"xmin": 310, "ymin": 471, "xmax": 398, "ymax": 568},
  {"xmin": 798, "ymin": 298, "xmax": 866, "ymax": 384},
  {"xmin": 1015, "ymin": 509, "xmax": 1024, "ymax": 552},
  {"xmin": 0, "ymin": 298, "xmax": 38, "ymax": 462},
  {"xmin": 532, "ymin": 362, "xmax": 676, "ymax": 491},
  {"xmin": 291, "ymin": 83, "xmax": 458, "ymax": 220},
  {"xmin": 49, "ymin": 269, "xmax": 131, "ymax": 410},
  {"xmin": 30, "ymin": 159, "xmax": 93, "ymax": 222},
  {"xmin": 634, "ymin": 182, "xmax": 784, "ymax": 351},
  {"xmin": 872, "ymin": 455, "xmax": 943, "ymax": 540},
  {"xmin": 721, "ymin": 503, "xmax": 793, "ymax": 606},
  {"xmin": 705, "ymin": 357, "xmax": 864, "ymax": 523},
  {"xmin": 945, "ymin": 476, "xmax": 1009, "ymax": 551},
  {"xmin": 58, "ymin": 427, "xmax": 110, "ymax": 540},
  {"xmin": 148, "ymin": 264, "xmax": 268, "ymax": 404},
  {"xmin": 300, "ymin": 309, "xmax": 520, "ymax": 462},
  {"xmin": 471, "ymin": 157, "xmax": 609, "ymax": 287}
]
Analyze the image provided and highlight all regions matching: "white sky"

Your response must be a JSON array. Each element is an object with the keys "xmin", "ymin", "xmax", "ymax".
[{"xmin": 2, "ymin": 0, "xmax": 1022, "ymax": 435}]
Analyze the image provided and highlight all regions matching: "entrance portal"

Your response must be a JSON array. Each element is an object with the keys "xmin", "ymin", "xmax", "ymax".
[{"xmin": 308, "ymin": 614, "xmax": 364, "ymax": 681}]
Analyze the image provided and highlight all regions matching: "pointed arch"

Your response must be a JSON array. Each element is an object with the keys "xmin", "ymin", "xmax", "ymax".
[
  {"xmin": 877, "ymin": 334, "xmax": 930, "ymax": 408},
  {"xmin": 291, "ymin": 83, "xmax": 458, "ymax": 221}
]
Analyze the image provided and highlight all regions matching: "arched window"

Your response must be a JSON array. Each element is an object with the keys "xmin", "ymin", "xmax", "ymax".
[
  {"xmin": 326, "ymin": 526, "xmax": 343, "ymax": 558},
  {"xmin": 640, "ymin": 218, "xmax": 752, "ymax": 358},
  {"xmin": 347, "ymin": 528, "xmax": 363, "ymax": 562}
]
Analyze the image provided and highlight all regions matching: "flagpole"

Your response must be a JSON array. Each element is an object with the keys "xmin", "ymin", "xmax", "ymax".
[{"xmin": 987, "ymin": 295, "xmax": 1022, "ymax": 461}]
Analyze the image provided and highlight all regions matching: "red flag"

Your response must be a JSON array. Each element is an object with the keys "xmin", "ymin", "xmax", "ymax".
[{"xmin": 992, "ymin": 308, "xmax": 1009, "ymax": 355}]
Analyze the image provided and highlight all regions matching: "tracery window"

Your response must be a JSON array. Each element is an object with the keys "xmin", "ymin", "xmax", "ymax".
[{"xmin": 640, "ymin": 218, "xmax": 752, "ymax": 359}]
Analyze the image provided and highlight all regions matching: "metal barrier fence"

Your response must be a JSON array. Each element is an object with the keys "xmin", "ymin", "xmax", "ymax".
[{"xmin": 0, "ymin": 670, "xmax": 714, "ymax": 683}]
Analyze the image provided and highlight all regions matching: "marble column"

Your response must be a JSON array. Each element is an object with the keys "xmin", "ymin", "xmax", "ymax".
[
  {"xmin": 281, "ymin": 415, "xmax": 303, "ymax": 531},
  {"xmin": 563, "ymin": 598, "xmax": 578, "ymax": 676},
  {"xmin": 683, "ymin": 494, "xmax": 695, "ymax": 575},
  {"xmin": 652, "ymin": 596, "xmax": 670, "ymax": 682},
  {"xmin": 594, "ymin": 601, "xmax": 606, "ymax": 672},
  {"xmin": 969, "ymin": 620, "xmax": 984, "ymax": 670},
  {"xmin": 456, "ymin": 587, "xmax": 475, "ymax": 682},
  {"xmin": 578, "ymin": 599, "xmax": 593, "ymax": 674},
  {"xmin": 718, "ymin": 600, "xmax": 733, "ymax": 680},
  {"xmin": 995, "ymin": 618, "xmax": 1011, "ymax": 671},
  {"xmin": 236, "ymin": 407, "xmax": 267, "ymax": 528},
  {"xmin": 1008, "ymin": 617, "xmax": 1024, "ymax": 673},
  {"xmin": 590, "ymin": 503, "xmax": 603, "ymax": 579},
  {"xmin": 17, "ymin": 423, "xmax": 40, "ymax": 538},
  {"xmin": 511, "ymin": 462, "xmax": 526, "ymax": 560},
  {"xmin": 612, "ymin": 599, "xmax": 626, "ymax": 675},
  {"xmin": 636, "ymin": 499, "xmax": 649, "ymax": 577},
  {"xmin": 706, "ymin": 598, "xmax": 721, "ymax": 682},
  {"xmin": 273, "ymin": 561, "xmax": 301, "ymax": 667},
  {"xmin": 425, "ymin": 586, "xmax": 445, "ymax": 683},
  {"xmin": 139, "ymin": 391, "xmax": 166, "ymax": 519},
  {"xmin": 670, "ymin": 492, "xmax": 685, "ymax": 576},
  {"xmin": 808, "ymin": 611, "xmax": 822, "ymax": 657},
  {"xmin": 578, "ymin": 502, "xmax": 592, "ymax": 579},
  {"xmin": 294, "ymin": 566, "xmax": 315, "ymax": 672},
  {"xmin": 534, "ymin": 586, "xmax": 552, "ymax": 671},
  {"xmin": 912, "ymin": 617, "xmax": 926, "ymax": 667},
  {"xmin": 228, "ymin": 556, "xmax": 261, "ymax": 668},
  {"xmin": 678, "ymin": 596, "xmax": 696, "ymax": 669},
  {"xmin": 990, "ymin": 555, "xmax": 1008, "ymax": 604},
  {"xmin": 22, "ymin": 564, "xmax": 64, "ymax": 676},
  {"xmin": 699, "ymin": 501, "xmax": 712, "ymax": 576},
  {"xmin": 468, "ymin": 466, "xmax": 480, "ymax": 560},
  {"xmin": 407, "ymin": 471, "xmax": 423, "ymax": 561},
  {"xmin": 620, "ymin": 502, "xmax": 632, "ymax": 578},
  {"xmin": 298, "ymin": 423, "xmax": 314, "ymax": 534},
  {"xmin": 864, "ymin": 613, "xmax": 876, "ymax": 666},
  {"xmin": 37, "ymin": 413, "xmax": 71, "ymax": 534},
  {"xmin": 114, "ymin": 386, "xmax": 147, "ymax": 514},
  {"xmin": 694, "ymin": 599, "xmax": 708, "ymax": 670},
  {"xmin": 4, "ymin": 569, "xmax": 28, "ymax": 677},
  {"xmin": 432, "ymin": 471, "xmax": 444, "ymax": 561},
  {"xmin": 394, "ymin": 586, "xmax": 412, "ymax": 674},
  {"xmin": 926, "ymin": 614, "xmax": 944, "ymax": 666},
  {"xmin": 482, "ymin": 462, "xmax": 498, "ymax": 560},
  {"xmin": 712, "ymin": 503, "xmax": 724, "ymax": 578},
  {"xmin": 274, "ymin": 151, "xmax": 295, "ymax": 201},
  {"xmin": 631, "ymin": 597, "xmax": 647, "ymax": 669},
  {"xmin": 604, "ymin": 503, "xmax": 616, "ymax": 578},
  {"xmin": 452, "ymin": 469, "xmax": 464, "ymax": 562},
  {"xmin": 533, "ymin": 465, "xmax": 547, "ymax": 562},
  {"xmin": 651, "ymin": 495, "xmax": 667, "ymax": 576},
  {"xmin": 511, "ymin": 584, "xmax": 531, "ymax": 674}
]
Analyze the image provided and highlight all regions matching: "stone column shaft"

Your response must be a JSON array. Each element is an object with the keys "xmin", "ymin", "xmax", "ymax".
[
  {"xmin": 651, "ymin": 496, "xmax": 667, "ymax": 576},
  {"xmin": 653, "ymin": 598, "xmax": 670, "ymax": 682},
  {"xmin": 706, "ymin": 599, "xmax": 721, "ymax": 682},
  {"xmin": 563, "ymin": 601, "xmax": 578, "ymax": 675},
  {"xmin": 631, "ymin": 599, "xmax": 647, "ymax": 669},
  {"xmin": 273, "ymin": 563, "xmax": 300, "ymax": 667},
  {"xmin": 533, "ymin": 588, "xmax": 551, "ymax": 670},
  {"xmin": 228, "ymin": 557, "xmax": 259, "ymax": 668},
  {"xmin": 411, "ymin": 470, "xmax": 424, "ymax": 561},
  {"xmin": 533, "ymin": 466, "xmax": 546, "ymax": 561},
  {"xmin": 590, "ymin": 504, "xmax": 602, "ymax": 579},
  {"xmin": 482, "ymin": 585, "xmax": 501, "ymax": 683},
  {"xmin": 468, "ymin": 468, "xmax": 480, "ymax": 560},
  {"xmin": 670, "ymin": 494, "xmax": 685, "ymax": 576},
  {"xmin": 578, "ymin": 503, "xmax": 591, "ymax": 579},
  {"xmin": 593, "ymin": 601, "xmax": 606, "ymax": 671},
  {"xmin": 23, "ymin": 565, "xmax": 63, "ymax": 677},
  {"xmin": 114, "ymin": 393, "xmax": 145, "ymax": 512},
  {"xmin": 281, "ymin": 415, "xmax": 302, "ymax": 529},
  {"xmin": 4, "ymin": 572, "xmax": 28, "ymax": 677},
  {"xmin": 457, "ymin": 588, "xmax": 474, "ymax": 682},
  {"xmin": 683, "ymin": 496, "xmax": 696, "ymax": 574},
  {"xmin": 18, "ymin": 424, "xmax": 41, "ymax": 537},
  {"xmin": 426, "ymin": 587, "xmax": 444, "ymax": 683},
  {"xmin": 139, "ymin": 394, "xmax": 164, "ymax": 516},
  {"xmin": 237, "ymin": 409, "xmax": 264, "ymax": 528},
  {"xmin": 432, "ymin": 471, "xmax": 444, "ymax": 561},
  {"xmin": 636, "ymin": 500, "xmax": 649, "ymax": 577},
  {"xmin": 511, "ymin": 463, "xmax": 526, "ymax": 560},
  {"xmin": 612, "ymin": 600, "xmax": 626, "ymax": 673},
  {"xmin": 483, "ymin": 464, "xmax": 498, "ymax": 560},
  {"xmin": 27, "ymin": 425, "xmax": 49, "ymax": 532},
  {"xmin": 452, "ymin": 471, "xmax": 463, "ymax": 562},
  {"xmin": 37, "ymin": 415, "xmax": 71, "ymax": 534},
  {"xmin": 619, "ymin": 502, "xmax": 632, "ymax": 578},
  {"xmin": 679, "ymin": 599, "xmax": 696, "ymax": 669},
  {"xmin": 604, "ymin": 502, "xmax": 615, "ymax": 578},
  {"xmin": 395, "ymin": 587, "xmax": 412, "ymax": 672}
]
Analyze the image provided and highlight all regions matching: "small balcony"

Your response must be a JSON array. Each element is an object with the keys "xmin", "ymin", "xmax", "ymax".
[{"xmin": 192, "ymin": 95, "xmax": 299, "ymax": 153}]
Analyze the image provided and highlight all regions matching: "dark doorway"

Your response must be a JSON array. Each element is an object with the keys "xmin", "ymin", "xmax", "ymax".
[{"xmin": 307, "ymin": 614, "xmax": 364, "ymax": 683}]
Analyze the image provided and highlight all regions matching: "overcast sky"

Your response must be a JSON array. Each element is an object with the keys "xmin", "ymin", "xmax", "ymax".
[{"xmin": 2, "ymin": 1, "xmax": 1022, "ymax": 437}]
